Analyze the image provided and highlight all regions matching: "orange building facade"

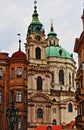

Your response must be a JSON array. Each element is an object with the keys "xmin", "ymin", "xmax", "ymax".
[{"xmin": 0, "ymin": 44, "xmax": 28, "ymax": 130}]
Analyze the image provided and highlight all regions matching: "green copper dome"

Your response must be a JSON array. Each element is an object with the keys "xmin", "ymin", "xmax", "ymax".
[
  {"xmin": 46, "ymin": 22, "xmax": 73, "ymax": 60},
  {"xmin": 46, "ymin": 46, "xmax": 73, "ymax": 60},
  {"xmin": 27, "ymin": 4, "xmax": 44, "ymax": 35}
]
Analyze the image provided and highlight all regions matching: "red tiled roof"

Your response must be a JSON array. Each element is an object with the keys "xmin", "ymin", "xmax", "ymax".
[
  {"xmin": 11, "ymin": 50, "xmax": 27, "ymax": 60},
  {"xmin": 0, "ymin": 52, "xmax": 9, "ymax": 60},
  {"xmin": 67, "ymin": 121, "xmax": 75, "ymax": 128},
  {"xmin": 35, "ymin": 125, "xmax": 62, "ymax": 130}
]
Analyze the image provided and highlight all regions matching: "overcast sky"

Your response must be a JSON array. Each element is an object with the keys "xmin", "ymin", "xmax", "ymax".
[{"xmin": 0, "ymin": 0, "xmax": 83, "ymax": 66}]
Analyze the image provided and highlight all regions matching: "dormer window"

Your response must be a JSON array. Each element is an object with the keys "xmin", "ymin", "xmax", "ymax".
[
  {"xmin": 17, "ymin": 67, "xmax": 22, "ymax": 77},
  {"xmin": 0, "ymin": 68, "xmax": 2, "ymax": 78}
]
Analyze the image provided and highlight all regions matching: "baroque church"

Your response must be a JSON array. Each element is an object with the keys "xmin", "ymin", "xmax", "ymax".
[{"xmin": 0, "ymin": 1, "xmax": 77, "ymax": 130}]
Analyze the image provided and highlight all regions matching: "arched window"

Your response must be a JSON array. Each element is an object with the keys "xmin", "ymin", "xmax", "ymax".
[
  {"xmin": 69, "ymin": 73, "xmax": 71, "ymax": 85},
  {"xmin": 52, "ymin": 119, "xmax": 57, "ymax": 125},
  {"xmin": 68, "ymin": 103, "xmax": 73, "ymax": 112},
  {"xmin": 37, "ymin": 108, "xmax": 43, "ymax": 118},
  {"xmin": 59, "ymin": 70, "xmax": 64, "ymax": 85},
  {"xmin": 72, "ymin": 73, "xmax": 74, "ymax": 87},
  {"xmin": 37, "ymin": 76, "xmax": 42, "ymax": 90},
  {"xmin": 36, "ymin": 47, "xmax": 41, "ymax": 60}
]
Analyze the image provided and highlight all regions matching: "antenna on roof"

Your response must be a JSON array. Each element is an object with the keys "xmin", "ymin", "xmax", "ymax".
[{"xmin": 17, "ymin": 33, "xmax": 21, "ymax": 51}]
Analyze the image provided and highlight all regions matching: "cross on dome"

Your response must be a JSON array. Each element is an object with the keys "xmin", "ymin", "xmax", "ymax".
[
  {"xmin": 34, "ymin": 0, "xmax": 37, "ymax": 10},
  {"xmin": 34, "ymin": 0, "xmax": 37, "ymax": 5}
]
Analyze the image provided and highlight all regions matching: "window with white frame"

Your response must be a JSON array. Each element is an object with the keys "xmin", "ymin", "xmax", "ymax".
[
  {"xmin": 17, "ymin": 67, "xmax": 22, "ymax": 77},
  {"xmin": 16, "ymin": 90, "xmax": 22, "ymax": 102}
]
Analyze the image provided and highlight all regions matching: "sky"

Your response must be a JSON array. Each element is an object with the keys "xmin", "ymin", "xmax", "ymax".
[{"xmin": 0, "ymin": 0, "xmax": 83, "ymax": 66}]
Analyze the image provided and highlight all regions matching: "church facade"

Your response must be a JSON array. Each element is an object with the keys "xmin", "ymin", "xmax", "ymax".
[
  {"xmin": 0, "ymin": 1, "xmax": 77, "ymax": 130},
  {"xmin": 26, "ymin": 2, "xmax": 77, "ymax": 130}
]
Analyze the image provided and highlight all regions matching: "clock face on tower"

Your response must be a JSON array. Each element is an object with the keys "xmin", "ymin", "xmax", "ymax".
[
  {"xmin": 35, "ymin": 35, "xmax": 41, "ymax": 41},
  {"xmin": 34, "ymin": 25, "xmax": 41, "ymax": 33}
]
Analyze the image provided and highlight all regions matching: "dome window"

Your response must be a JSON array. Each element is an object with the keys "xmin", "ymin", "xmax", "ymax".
[
  {"xmin": 69, "ymin": 73, "xmax": 71, "ymax": 85},
  {"xmin": 59, "ymin": 49, "xmax": 62, "ymax": 55},
  {"xmin": 59, "ymin": 69, "xmax": 64, "ymax": 85}
]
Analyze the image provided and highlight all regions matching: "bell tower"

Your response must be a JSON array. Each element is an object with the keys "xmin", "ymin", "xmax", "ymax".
[
  {"xmin": 25, "ymin": 0, "xmax": 46, "ymax": 65},
  {"xmin": 25, "ymin": 1, "xmax": 51, "ymax": 129}
]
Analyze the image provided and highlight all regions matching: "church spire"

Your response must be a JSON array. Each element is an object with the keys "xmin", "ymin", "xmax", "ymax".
[
  {"xmin": 32, "ymin": 0, "xmax": 39, "ymax": 21},
  {"xmin": 47, "ymin": 19, "xmax": 57, "ymax": 38}
]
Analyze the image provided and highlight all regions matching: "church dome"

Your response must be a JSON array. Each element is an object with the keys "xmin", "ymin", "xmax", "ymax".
[
  {"xmin": 46, "ymin": 22, "xmax": 74, "ymax": 60},
  {"xmin": 46, "ymin": 46, "xmax": 73, "ymax": 60},
  {"xmin": 11, "ymin": 50, "xmax": 27, "ymax": 60}
]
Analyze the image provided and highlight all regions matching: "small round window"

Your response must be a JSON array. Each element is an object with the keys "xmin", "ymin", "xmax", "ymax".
[{"xmin": 59, "ymin": 49, "xmax": 62, "ymax": 55}]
